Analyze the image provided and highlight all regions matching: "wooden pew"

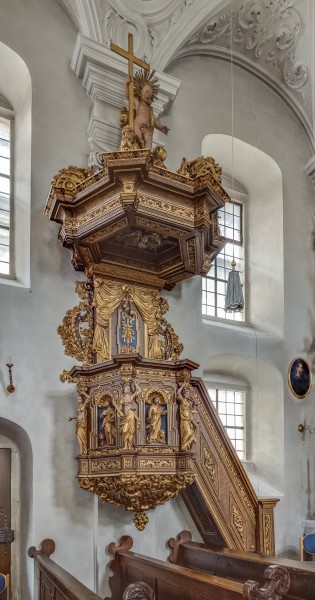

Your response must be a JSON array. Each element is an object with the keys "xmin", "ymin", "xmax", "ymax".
[
  {"xmin": 107, "ymin": 535, "xmax": 290, "ymax": 600},
  {"xmin": 168, "ymin": 531, "xmax": 315, "ymax": 600},
  {"xmin": 28, "ymin": 539, "xmax": 103, "ymax": 600}
]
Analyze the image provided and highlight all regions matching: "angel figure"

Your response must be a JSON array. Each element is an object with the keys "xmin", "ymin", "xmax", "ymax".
[
  {"xmin": 119, "ymin": 381, "xmax": 142, "ymax": 449},
  {"xmin": 146, "ymin": 395, "xmax": 167, "ymax": 443},
  {"xmin": 177, "ymin": 383, "xmax": 197, "ymax": 451},
  {"xmin": 100, "ymin": 400, "xmax": 116, "ymax": 446},
  {"xmin": 76, "ymin": 385, "xmax": 91, "ymax": 454},
  {"xmin": 124, "ymin": 70, "xmax": 169, "ymax": 150}
]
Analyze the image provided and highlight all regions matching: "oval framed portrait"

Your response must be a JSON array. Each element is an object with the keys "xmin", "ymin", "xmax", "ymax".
[{"xmin": 288, "ymin": 357, "xmax": 312, "ymax": 399}]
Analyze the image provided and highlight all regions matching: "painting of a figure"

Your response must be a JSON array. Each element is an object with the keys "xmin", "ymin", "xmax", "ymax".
[{"xmin": 288, "ymin": 358, "xmax": 312, "ymax": 399}]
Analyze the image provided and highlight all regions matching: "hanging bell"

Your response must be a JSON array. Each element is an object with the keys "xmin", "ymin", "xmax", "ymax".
[{"xmin": 225, "ymin": 259, "xmax": 244, "ymax": 312}]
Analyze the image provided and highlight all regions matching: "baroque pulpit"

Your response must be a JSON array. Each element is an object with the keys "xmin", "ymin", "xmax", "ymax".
[{"xmin": 45, "ymin": 35, "xmax": 278, "ymax": 551}]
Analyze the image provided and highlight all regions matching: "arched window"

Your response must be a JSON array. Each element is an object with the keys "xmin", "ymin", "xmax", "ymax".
[
  {"xmin": 0, "ymin": 97, "xmax": 14, "ymax": 276},
  {"xmin": 0, "ymin": 41, "xmax": 31, "ymax": 287}
]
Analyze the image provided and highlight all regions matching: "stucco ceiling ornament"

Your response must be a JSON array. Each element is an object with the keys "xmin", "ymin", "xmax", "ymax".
[
  {"xmin": 185, "ymin": 0, "xmax": 308, "ymax": 102},
  {"xmin": 96, "ymin": 0, "xmax": 199, "ymax": 63}
]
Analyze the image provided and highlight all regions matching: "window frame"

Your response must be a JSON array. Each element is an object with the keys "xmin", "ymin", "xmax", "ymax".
[
  {"xmin": 202, "ymin": 199, "xmax": 245, "ymax": 323},
  {"xmin": 207, "ymin": 384, "xmax": 247, "ymax": 461},
  {"xmin": 0, "ymin": 105, "xmax": 14, "ymax": 279}
]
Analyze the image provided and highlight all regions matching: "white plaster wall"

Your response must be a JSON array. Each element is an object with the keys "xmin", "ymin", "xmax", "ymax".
[
  {"xmin": 0, "ymin": 0, "xmax": 95, "ymax": 592},
  {"xmin": 163, "ymin": 55, "xmax": 315, "ymax": 559},
  {"xmin": 0, "ymin": 2, "xmax": 202, "ymax": 597},
  {"xmin": 1, "ymin": 2, "xmax": 315, "ymax": 596}
]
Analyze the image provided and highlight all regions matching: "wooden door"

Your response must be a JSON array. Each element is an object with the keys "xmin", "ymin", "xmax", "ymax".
[{"xmin": 0, "ymin": 449, "xmax": 12, "ymax": 584}]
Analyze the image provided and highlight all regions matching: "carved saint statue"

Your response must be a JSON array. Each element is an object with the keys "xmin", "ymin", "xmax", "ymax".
[
  {"xmin": 177, "ymin": 383, "xmax": 197, "ymax": 451},
  {"xmin": 119, "ymin": 381, "xmax": 142, "ymax": 449},
  {"xmin": 76, "ymin": 385, "xmax": 91, "ymax": 454},
  {"xmin": 100, "ymin": 400, "xmax": 116, "ymax": 446},
  {"xmin": 124, "ymin": 70, "xmax": 169, "ymax": 150},
  {"xmin": 146, "ymin": 395, "xmax": 167, "ymax": 443}
]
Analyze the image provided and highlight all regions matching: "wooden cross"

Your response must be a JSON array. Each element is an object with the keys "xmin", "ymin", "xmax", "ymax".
[{"xmin": 111, "ymin": 33, "xmax": 150, "ymax": 130}]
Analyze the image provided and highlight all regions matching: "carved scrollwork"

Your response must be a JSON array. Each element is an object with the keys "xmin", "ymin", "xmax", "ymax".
[
  {"xmin": 185, "ymin": 0, "xmax": 308, "ymax": 101},
  {"xmin": 123, "ymin": 581, "xmax": 155, "ymax": 600},
  {"xmin": 45, "ymin": 165, "xmax": 94, "ymax": 214},
  {"xmin": 58, "ymin": 280, "xmax": 94, "ymax": 364},
  {"xmin": 92, "ymin": 279, "xmax": 183, "ymax": 362},
  {"xmin": 177, "ymin": 155, "xmax": 222, "ymax": 182},
  {"xmin": 243, "ymin": 564, "xmax": 290, "ymax": 600},
  {"xmin": 78, "ymin": 473, "xmax": 194, "ymax": 530},
  {"xmin": 232, "ymin": 504, "xmax": 245, "ymax": 543}
]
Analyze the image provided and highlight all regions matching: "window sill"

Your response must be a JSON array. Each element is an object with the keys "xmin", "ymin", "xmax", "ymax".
[
  {"xmin": 0, "ymin": 274, "xmax": 30, "ymax": 289},
  {"xmin": 202, "ymin": 315, "xmax": 284, "ymax": 340},
  {"xmin": 202, "ymin": 314, "xmax": 249, "ymax": 332}
]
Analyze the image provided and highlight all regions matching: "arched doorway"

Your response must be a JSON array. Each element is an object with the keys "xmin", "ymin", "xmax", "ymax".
[{"xmin": 0, "ymin": 418, "xmax": 33, "ymax": 600}]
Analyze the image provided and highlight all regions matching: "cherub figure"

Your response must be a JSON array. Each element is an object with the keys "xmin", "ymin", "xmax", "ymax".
[{"xmin": 124, "ymin": 70, "xmax": 169, "ymax": 150}]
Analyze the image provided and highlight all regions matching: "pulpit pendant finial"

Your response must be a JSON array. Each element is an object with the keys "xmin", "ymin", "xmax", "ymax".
[{"xmin": 110, "ymin": 33, "xmax": 150, "ymax": 131}]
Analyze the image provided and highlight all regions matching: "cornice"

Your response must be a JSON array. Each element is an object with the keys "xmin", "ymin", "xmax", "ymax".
[{"xmin": 71, "ymin": 33, "xmax": 181, "ymax": 112}]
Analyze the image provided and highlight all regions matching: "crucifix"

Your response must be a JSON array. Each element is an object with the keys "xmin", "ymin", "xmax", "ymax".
[{"xmin": 111, "ymin": 33, "xmax": 150, "ymax": 131}]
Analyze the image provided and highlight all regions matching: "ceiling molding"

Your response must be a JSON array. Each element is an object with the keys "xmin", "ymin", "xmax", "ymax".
[
  {"xmin": 173, "ymin": 44, "xmax": 314, "ymax": 148},
  {"xmin": 59, "ymin": 0, "xmax": 315, "ymax": 150}
]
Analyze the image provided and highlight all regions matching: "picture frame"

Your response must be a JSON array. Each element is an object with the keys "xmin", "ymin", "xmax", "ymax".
[{"xmin": 288, "ymin": 357, "xmax": 312, "ymax": 399}]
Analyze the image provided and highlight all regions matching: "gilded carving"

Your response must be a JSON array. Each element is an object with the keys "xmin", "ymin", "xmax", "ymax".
[
  {"xmin": 203, "ymin": 445, "xmax": 217, "ymax": 487},
  {"xmin": 83, "ymin": 220, "xmax": 128, "ymax": 244},
  {"xmin": 92, "ymin": 460, "xmax": 120, "ymax": 471},
  {"xmin": 146, "ymin": 394, "xmax": 167, "ymax": 444},
  {"xmin": 263, "ymin": 513, "xmax": 272, "ymax": 556},
  {"xmin": 119, "ymin": 381, "xmax": 142, "ymax": 449},
  {"xmin": 138, "ymin": 194, "xmax": 194, "ymax": 223},
  {"xmin": 138, "ymin": 459, "xmax": 174, "ymax": 468},
  {"xmin": 76, "ymin": 385, "xmax": 92, "ymax": 455},
  {"xmin": 100, "ymin": 400, "xmax": 116, "ymax": 446},
  {"xmin": 177, "ymin": 155, "xmax": 222, "ymax": 182},
  {"xmin": 187, "ymin": 238, "xmax": 197, "ymax": 270},
  {"xmin": 45, "ymin": 166, "xmax": 94, "ymax": 213},
  {"xmin": 133, "ymin": 512, "xmax": 149, "ymax": 531},
  {"xmin": 92, "ymin": 279, "xmax": 183, "ymax": 363},
  {"xmin": 177, "ymin": 384, "xmax": 197, "ymax": 450},
  {"xmin": 58, "ymin": 280, "xmax": 93, "ymax": 364},
  {"xmin": 78, "ymin": 473, "xmax": 195, "ymax": 530},
  {"xmin": 197, "ymin": 397, "xmax": 256, "ymax": 521},
  {"xmin": 60, "ymin": 370, "xmax": 77, "ymax": 383},
  {"xmin": 232, "ymin": 504, "xmax": 245, "ymax": 543}
]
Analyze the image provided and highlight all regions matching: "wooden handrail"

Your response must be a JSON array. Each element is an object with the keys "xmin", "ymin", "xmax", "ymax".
[{"xmin": 28, "ymin": 539, "xmax": 102, "ymax": 600}]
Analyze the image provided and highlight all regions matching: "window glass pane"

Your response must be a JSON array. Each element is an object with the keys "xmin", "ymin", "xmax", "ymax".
[
  {"xmin": 0, "ymin": 116, "xmax": 11, "ymax": 276},
  {"xmin": 0, "ymin": 261, "xmax": 9, "ymax": 274},
  {"xmin": 0, "ymin": 175, "xmax": 10, "ymax": 195},
  {"xmin": 0, "ymin": 156, "xmax": 9, "ymax": 175},
  {"xmin": 0, "ymin": 193, "xmax": 9, "ymax": 211},
  {"xmin": 0, "ymin": 245, "xmax": 9, "ymax": 262},
  {"xmin": 0, "ymin": 209, "xmax": 9, "ymax": 227},
  {"xmin": 202, "ymin": 201, "xmax": 244, "ymax": 321},
  {"xmin": 0, "ymin": 138, "xmax": 10, "ymax": 159},
  {"xmin": 0, "ymin": 228, "xmax": 9, "ymax": 246},
  {"xmin": 207, "ymin": 387, "xmax": 246, "ymax": 459}
]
